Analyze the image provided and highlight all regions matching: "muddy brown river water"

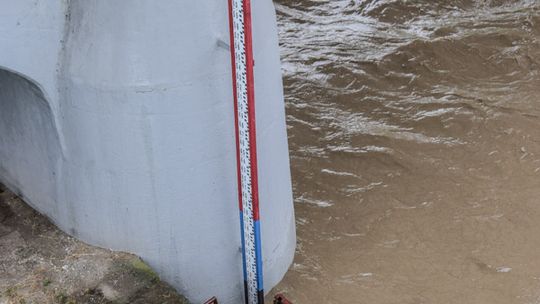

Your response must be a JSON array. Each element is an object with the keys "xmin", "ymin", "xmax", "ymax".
[{"xmin": 269, "ymin": 1, "xmax": 540, "ymax": 303}]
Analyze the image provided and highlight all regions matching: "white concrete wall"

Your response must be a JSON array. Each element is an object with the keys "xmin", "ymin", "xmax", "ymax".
[{"xmin": 0, "ymin": 1, "xmax": 295, "ymax": 303}]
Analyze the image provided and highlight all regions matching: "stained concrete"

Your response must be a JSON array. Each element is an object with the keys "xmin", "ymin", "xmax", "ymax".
[
  {"xmin": 0, "ymin": 183, "xmax": 190, "ymax": 304},
  {"xmin": 0, "ymin": 1, "xmax": 295, "ymax": 303}
]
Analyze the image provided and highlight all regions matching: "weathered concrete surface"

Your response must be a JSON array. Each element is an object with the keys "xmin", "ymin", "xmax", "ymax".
[
  {"xmin": 0, "ymin": 183, "xmax": 190, "ymax": 304},
  {"xmin": 0, "ymin": 1, "xmax": 295, "ymax": 303}
]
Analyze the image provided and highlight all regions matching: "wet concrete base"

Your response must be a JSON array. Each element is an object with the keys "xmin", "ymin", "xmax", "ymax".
[{"xmin": 0, "ymin": 183, "xmax": 189, "ymax": 304}]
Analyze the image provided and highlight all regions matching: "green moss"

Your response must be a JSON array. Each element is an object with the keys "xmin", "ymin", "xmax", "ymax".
[
  {"xmin": 127, "ymin": 257, "xmax": 159, "ymax": 283},
  {"xmin": 5, "ymin": 286, "xmax": 17, "ymax": 298},
  {"xmin": 43, "ymin": 278, "xmax": 52, "ymax": 287},
  {"xmin": 55, "ymin": 293, "xmax": 75, "ymax": 304}
]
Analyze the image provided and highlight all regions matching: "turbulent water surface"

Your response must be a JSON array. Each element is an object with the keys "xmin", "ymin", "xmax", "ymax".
[{"xmin": 270, "ymin": 1, "xmax": 540, "ymax": 303}]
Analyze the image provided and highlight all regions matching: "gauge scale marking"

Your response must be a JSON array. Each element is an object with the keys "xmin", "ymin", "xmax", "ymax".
[{"xmin": 227, "ymin": 1, "xmax": 265, "ymax": 304}]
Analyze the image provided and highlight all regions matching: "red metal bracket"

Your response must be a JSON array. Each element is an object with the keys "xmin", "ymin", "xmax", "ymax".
[
  {"xmin": 274, "ymin": 294, "xmax": 293, "ymax": 304},
  {"xmin": 204, "ymin": 293, "xmax": 293, "ymax": 303},
  {"xmin": 203, "ymin": 297, "xmax": 218, "ymax": 304}
]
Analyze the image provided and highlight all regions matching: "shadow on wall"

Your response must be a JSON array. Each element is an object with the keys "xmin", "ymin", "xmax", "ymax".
[{"xmin": 0, "ymin": 68, "xmax": 61, "ymax": 218}]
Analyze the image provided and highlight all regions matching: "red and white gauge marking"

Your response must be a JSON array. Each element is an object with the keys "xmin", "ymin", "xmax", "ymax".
[{"xmin": 227, "ymin": 0, "xmax": 264, "ymax": 304}]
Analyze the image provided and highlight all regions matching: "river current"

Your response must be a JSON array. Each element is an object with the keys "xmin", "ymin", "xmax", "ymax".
[{"xmin": 270, "ymin": 1, "xmax": 540, "ymax": 303}]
